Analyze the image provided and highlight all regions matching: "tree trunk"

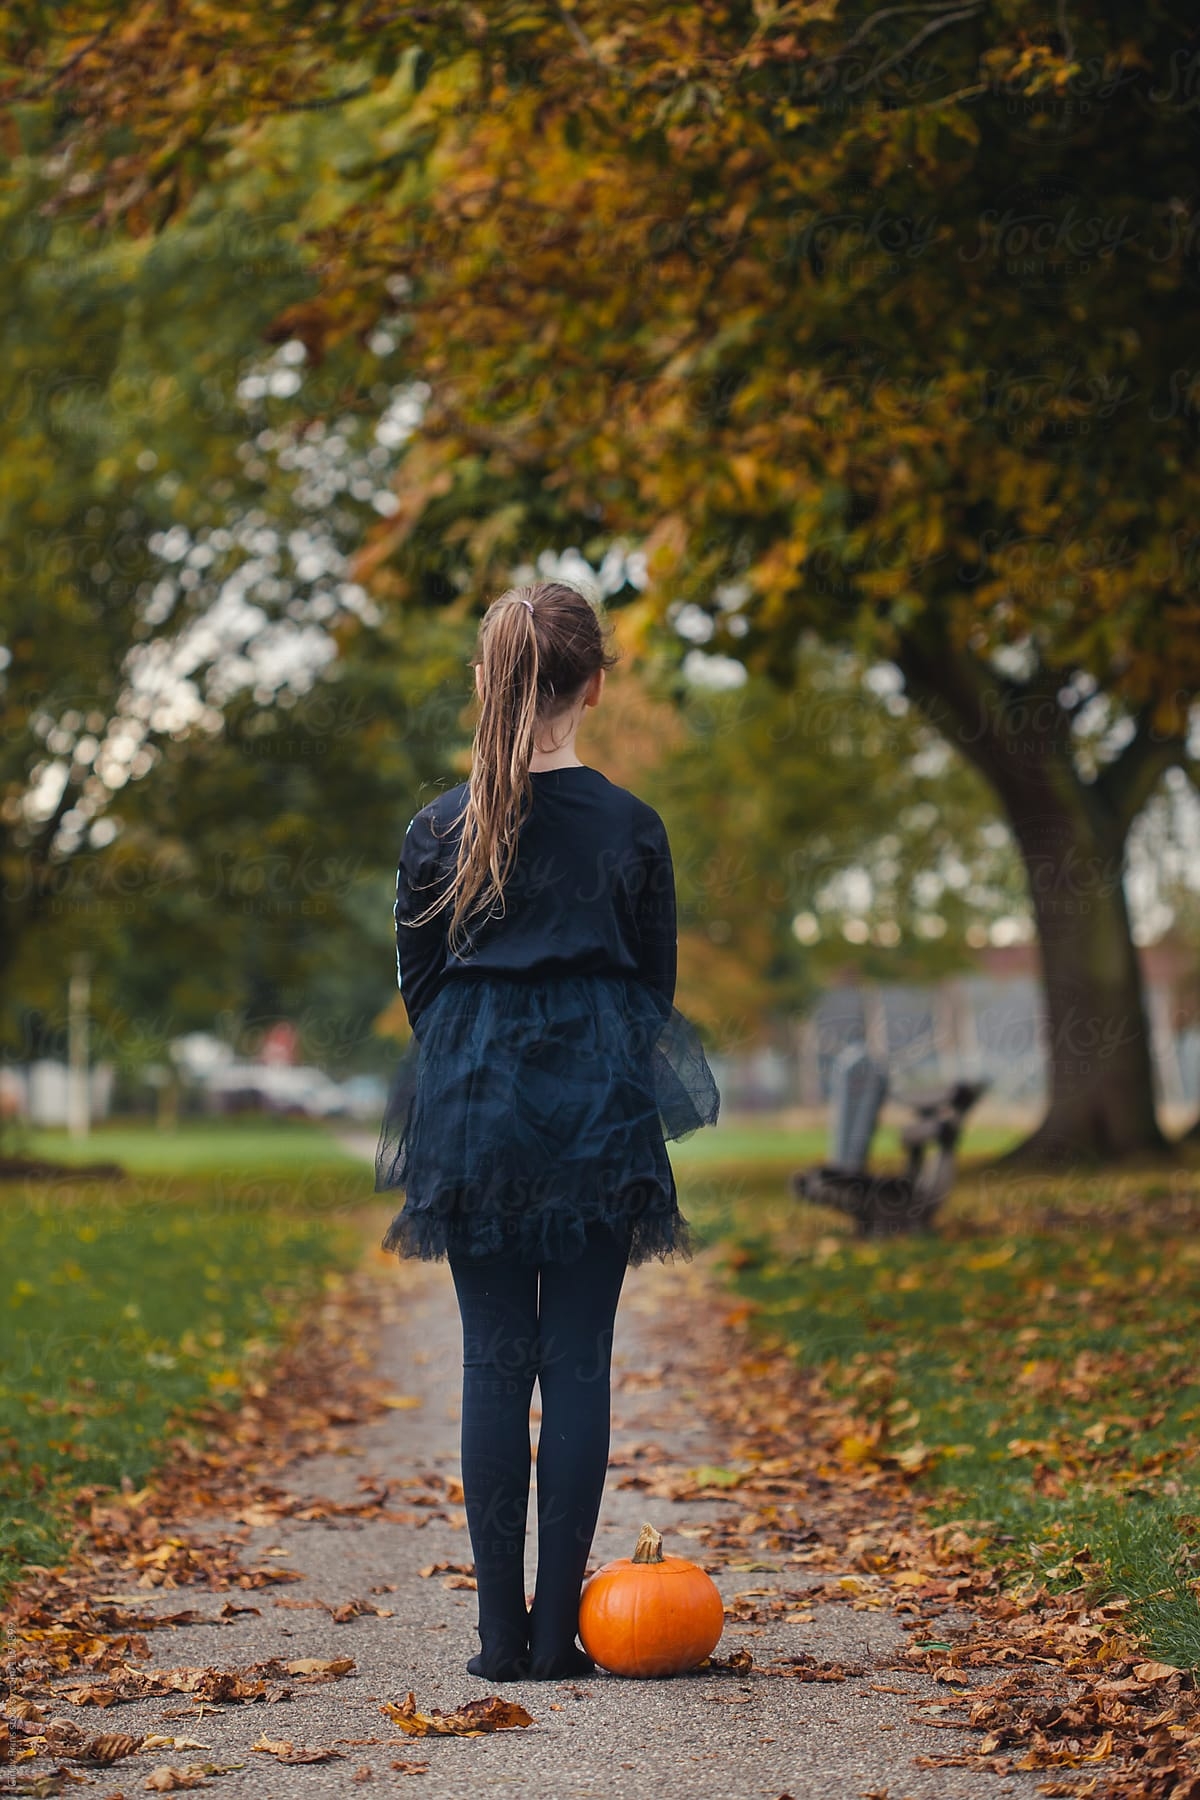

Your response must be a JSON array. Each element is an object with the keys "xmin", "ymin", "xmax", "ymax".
[
  {"xmin": 894, "ymin": 632, "xmax": 1174, "ymax": 1165},
  {"xmin": 1002, "ymin": 792, "xmax": 1166, "ymax": 1163}
]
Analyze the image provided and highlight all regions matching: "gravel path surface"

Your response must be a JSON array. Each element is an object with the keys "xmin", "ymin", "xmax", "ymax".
[{"xmin": 43, "ymin": 1147, "xmax": 1052, "ymax": 1798}]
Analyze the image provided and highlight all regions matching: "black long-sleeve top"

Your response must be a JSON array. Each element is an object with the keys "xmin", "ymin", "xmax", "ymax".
[{"xmin": 393, "ymin": 765, "xmax": 678, "ymax": 1040}]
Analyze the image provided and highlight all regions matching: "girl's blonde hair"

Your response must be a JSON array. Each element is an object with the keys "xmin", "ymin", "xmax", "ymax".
[{"xmin": 410, "ymin": 580, "xmax": 620, "ymax": 957}]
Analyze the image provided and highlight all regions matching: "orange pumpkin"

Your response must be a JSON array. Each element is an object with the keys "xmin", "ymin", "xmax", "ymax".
[{"xmin": 578, "ymin": 1521, "xmax": 724, "ymax": 1676}]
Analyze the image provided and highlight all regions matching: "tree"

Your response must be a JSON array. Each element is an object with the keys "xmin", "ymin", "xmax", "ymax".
[
  {"xmin": 15, "ymin": 3, "xmax": 1200, "ymax": 1158},
  {"xmin": 0, "ymin": 120, "xmax": 471, "ymax": 1091},
  {"xmin": 0, "ymin": 139, "xmax": 318, "ymax": 1034},
  {"xmin": 585, "ymin": 643, "xmax": 1023, "ymax": 1046}
]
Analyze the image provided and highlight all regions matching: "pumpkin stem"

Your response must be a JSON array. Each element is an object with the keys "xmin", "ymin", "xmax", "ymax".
[{"xmin": 631, "ymin": 1522, "xmax": 665, "ymax": 1563}]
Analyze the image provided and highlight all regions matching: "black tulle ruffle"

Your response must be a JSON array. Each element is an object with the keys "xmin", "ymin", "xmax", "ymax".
[{"xmin": 375, "ymin": 971, "xmax": 720, "ymax": 1268}]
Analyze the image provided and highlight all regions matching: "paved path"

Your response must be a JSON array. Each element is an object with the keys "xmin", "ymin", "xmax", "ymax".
[{"xmin": 43, "ymin": 1138, "xmax": 1049, "ymax": 1797}]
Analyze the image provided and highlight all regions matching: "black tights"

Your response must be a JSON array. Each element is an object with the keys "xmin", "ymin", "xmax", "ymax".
[{"xmin": 447, "ymin": 1219, "xmax": 631, "ymax": 1681}]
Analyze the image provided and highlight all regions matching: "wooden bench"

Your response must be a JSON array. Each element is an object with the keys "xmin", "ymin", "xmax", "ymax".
[{"xmin": 790, "ymin": 1079, "xmax": 988, "ymax": 1236}]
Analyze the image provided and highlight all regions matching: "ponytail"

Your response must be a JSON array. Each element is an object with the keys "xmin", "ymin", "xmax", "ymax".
[{"xmin": 404, "ymin": 581, "xmax": 619, "ymax": 958}]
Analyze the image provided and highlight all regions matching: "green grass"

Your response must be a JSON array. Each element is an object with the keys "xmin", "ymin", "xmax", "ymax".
[
  {"xmin": 668, "ymin": 1118, "xmax": 1022, "ymax": 1168},
  {"xmin": 681, "ymin": 1154, "xmax": 1200, "ymax": 1670},
  {"xmin": 18, "ymin": 1117, "xmax": 365, "ymax": 1176},
  {"xmin": 0, "ymin": 1123, "xmax": 370, "ymax": 1598}
]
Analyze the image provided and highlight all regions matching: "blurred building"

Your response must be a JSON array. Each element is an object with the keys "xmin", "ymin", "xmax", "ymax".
[
  {"xmin": 1, "ymin": 1030, "xmax": 386, "ymax": 1127},
  {"xmin": 0, "ymin": 1060, "xmax": 117, "ymax": 1127},
  {"xmin": 714, "ymin": 937, "xmax": 1200, "ymax": 1116}
]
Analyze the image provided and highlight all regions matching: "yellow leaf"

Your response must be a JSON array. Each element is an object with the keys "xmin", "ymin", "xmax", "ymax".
[
  {"xmin": 894, "ymin": 1442, "xmax": 936, "ymax": 1473},
  {"xmin": 965, "ymin": 1247, "xmax": 1016, "ymax": 1270},
  {"xmin": 284, "ymin": 1657, "xmax": 356, "ymax": 1679}
]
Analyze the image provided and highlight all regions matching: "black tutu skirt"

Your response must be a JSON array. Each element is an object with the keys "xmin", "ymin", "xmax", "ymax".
[{"xmin": 375, "ymin": 971, "xmax": 721, "ymax": 1268}]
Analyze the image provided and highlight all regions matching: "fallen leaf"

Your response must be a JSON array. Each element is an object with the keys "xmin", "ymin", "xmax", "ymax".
[
  {"xmin": 252, "ymin": 1735, "xmax": 344, "ymax": 1766},
  {"xmin": 144, "ymin": 1765, "xmax": 231, "ymax": 1792},
  {"xmin": 690, "ymin": 1465, "xmax": 745, "ymax": 1489},
  {"xmin": 379, "ymin": 1693, "xmax": 533, "ymax": 1737},
  {"xmin": 1132, "ymin": 1660, "xmax": 1181, "ymax": 1683},
  {"xmin": 701, "ymin": 1649, "xmax": 755, "ymax": 1674},
  {"xmin": 252, "ymin": 1737, "xmax": 294, "ymax": 1757},
  {"xmin": 78, "ymin": 1734, "xmax": 142, "ymax": 1764},
  {"xmin": 284, "ymin": 1657, "xmax": 356, "ymax": 1679}
]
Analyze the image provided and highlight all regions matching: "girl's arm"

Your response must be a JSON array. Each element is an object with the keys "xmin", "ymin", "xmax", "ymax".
[
  {"xmin": 394, "ymin": 812, "xmax": 451, "ymax": 1040},
  {"xmin": 632, "ymin": 810, "xmax": 678, "ymax": 1008}
]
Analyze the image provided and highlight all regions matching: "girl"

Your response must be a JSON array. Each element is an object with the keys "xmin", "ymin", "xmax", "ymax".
[{"xmin": 375, "ymin": 579, "xmax": 720, "ymax": 1682}]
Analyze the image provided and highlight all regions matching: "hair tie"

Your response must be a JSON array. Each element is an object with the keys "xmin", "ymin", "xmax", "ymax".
[{"xmin": 518, "ymin": 597, "xmax": 535, "ymax": 615}]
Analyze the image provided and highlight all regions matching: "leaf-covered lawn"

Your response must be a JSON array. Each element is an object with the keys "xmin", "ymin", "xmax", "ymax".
[
  {"xmin": 683, "ymin": 1158, "xmax": 1200, "ymax": 1670},
  {"xmin": 0, "ymin": 1139, "xmax": 365, "ymax": 1595}
]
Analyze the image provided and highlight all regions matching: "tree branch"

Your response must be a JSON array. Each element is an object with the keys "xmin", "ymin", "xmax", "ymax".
[
  {"xmin": 825, "ymin": 1, "xmax": 985, "ymax": 59},
  {"xmin": 257, "ymin": 78, "xmax": 375, "ymax": 114},
  {"xmin": 1094, "ymin": 713, "xmax": 1188, "ymax": 833},
  {"xmin": 557, "ymin": 5, "xmax": 605, "ymax": 66},
  {"xmin": 893, "ymin": 625, "xmax": 1039, "ymax": 801},
  {"xmin": 1055, "ymin": 0, "xmax": 1076, "ymax": 64},
  {"xmin": 805, "ymin": 0, "xmax": 983, "ymax": 94},
  {"xmin": 18, "ymin": 17, "xmax": 114, "ymax": 99},
  {"xmin": 837, "ymin": 5, "xmax": 984, "ymax": 88}
]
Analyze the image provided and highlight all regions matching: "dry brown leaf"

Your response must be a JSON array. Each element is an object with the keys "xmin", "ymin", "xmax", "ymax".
[
  {"xmin": 79, "ymin": 1733, "xmax": 142, "ymax": 1764},
  {"xmin": 1132, "ymin": 1660, "xmax": 1181, "ymax": 1683},
  {"xmin": 284, "ymin": 1656, "xmax": 355, "ymax": 1679},
  {"xmin": 6, "ymin": 1699, "xmax": 46, "ymax": 1723},
  {"xmin": 144, "ymin": 1767, "xmax": 211, "ymax": 1792},
  {"xmin": 252, "ymin": 1736, "xmax": 295, "ymax": 1757},
  {"xmin": 701, "ymin": 1649, "xmax": 755, "ymax": 1675},
  {"xmin": 913, "ymin": 1754, "xmax": 996, "ymax": 1770},
  {"xmin": 252, "ymin": 1732, "xmax": 344, "ymax": 1765},
  {"xmin": 379, "ymin": 1692, "xmax": 534, "ymax": 1737},
  {"xmin": 329, "ymin": 1599, "xmax": 393, "ymax": 1622}
]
